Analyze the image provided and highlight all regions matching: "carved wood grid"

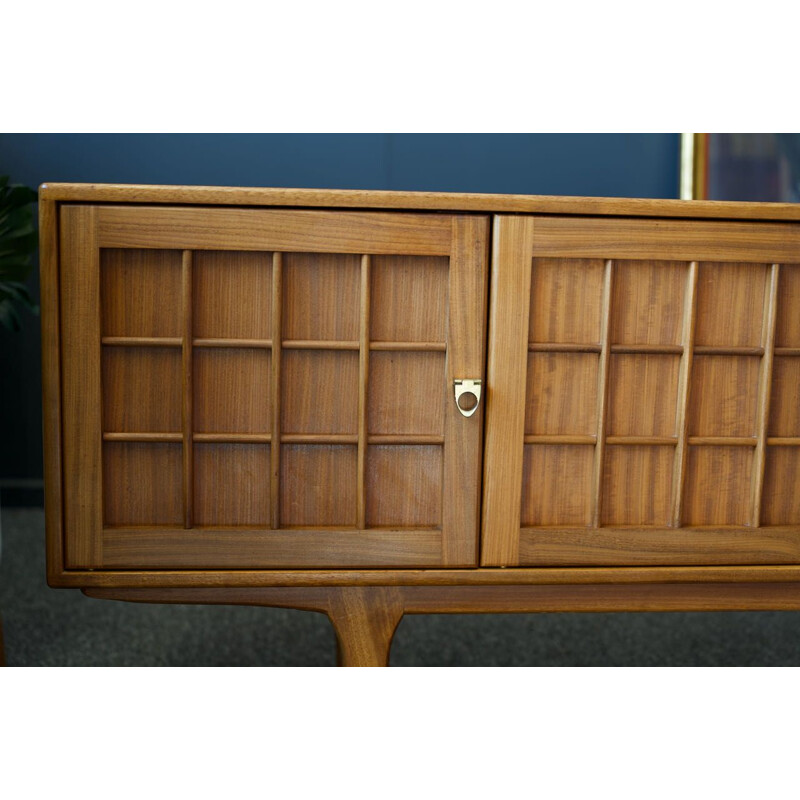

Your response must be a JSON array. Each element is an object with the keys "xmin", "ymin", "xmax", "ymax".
[
  {"xmin": 99, "ymin": 248, "xmax": 448, "ymax": 531},
  {"xmin": 522, "ymin": 258, "xmax": 800, "ymax": 530}
]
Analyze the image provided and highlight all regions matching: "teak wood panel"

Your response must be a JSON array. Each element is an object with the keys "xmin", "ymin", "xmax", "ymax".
[
  {"xmin": 59, "ymin": 205, "xmax": 488, "ymax": 570},
  {"xmin": 482, "ymin": 215, "xmax": 800, "ymax": 567},
  {"xmin": 96, "ymin": 206, "xmax": 452, "ymax": 256},
  {"xmin": 39, "ymin": 182, "xmax": 800, "ymax": 222}
]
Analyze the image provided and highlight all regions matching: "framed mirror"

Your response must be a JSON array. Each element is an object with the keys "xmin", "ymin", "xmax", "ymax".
[{"xmin": 680, "ymin": 133, "xmax": 800, "ymax": 202}]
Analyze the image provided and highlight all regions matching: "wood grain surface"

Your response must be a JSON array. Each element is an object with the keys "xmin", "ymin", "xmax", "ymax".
[
  {"xmin": 96, "ymin": 206, "xmax": 452, "ymax": 256},
  {"xmin": 193, "ymin": 251, "xmax": 271, "ymax": 339},
  {"xmin": 101, "ymin": 249, "xmax": 182, "ymax": 337},
  {"xmin": 283, "ymin": 252, "xmax": 360, "ymax": 341},
  {"xmin": 601, "ymin": 446, "xmax": 673, "ymax": 526},
  {"xmin": 480, "ymin": 216, "xmax": 534, "ymax": 565},
  {"xmin": 370, "ymin": 255, "xmax": 448, "ymax": 343},
  {"xmin": 525, "ymin": 353, "xmax": 598, "ymax": 435},
  {"xmin": 520, "ymin": 445, "xmax": 594, "ymax": 526},
  {"xmin": 194, "ymin": 348, "xmax": 271, "ymax": 433},
  {"xmin": 193, "ymin": 443, "xmax": 270, "ymax": 526},
  {"xmin": 366, "ymin": 446, "xmax": 442, "ymax": 527},
  {"xmin": 51, "ymin": 563, "xmax": 800, "ymax": 589},
  {"xmin": 83, "ymin": 579, "xmax": 800, "ymax": 615},
  {"xmin": 60, "ymin": 206, "xmax": 103, "ymax": 568},
  {"xmin": 529, "ymin": 257, "xmax": 605, "ymax": 344},
  {"xmin": 367, "ymin": 352, "xmax": 445, "ymax": 435},
  {"xmin": 39, "ymin": 196, "xmax": 64, "ymax": 582},
  {"xmin": 41, "ymin": 182, "xmax": 800, "ymax": 221},
  {"xmin": 533, "ymin": 218, "xmax": 800, "ymax": 262},
  {"xmin": 688, "ymin": 356, "xmax": 760, "ymax": 437},
  {"xmin": 80, "ymin": 580, "xmax": 800, "ymax": 665},
  {"xmin": 103, "ymin": 442, "xmax": 183, "ymax": 526},
  {"xmin": 44, "ymin": 188, "xmax": 800, "ymax": 598},
  {"xmin": 606, "ymin": 354, "xmax": 680, "ymax": 437},
  {"xmin": 482, "ymin": 213, "xmax": 800, "ymax": 568},
  {"xmin": 440, "ymin": 217, "xmax": 490, "ymax": 564},
  {"xmin": 694, "ymin": 262, "xmax": 767, "ymax": 346},
  {"xmin": 517, "ymin": 526, "xmax": 800, "ymax": 566},
  {"xmin": 610, "ymin": 260, "xmax": 687, "ymax": 345},
  {"xmin": 101, "ymin": 528, "xmax": 442, "ymax": 569},
  {"xmin": 103, "ymin": 346, "xmax": 182, "ymax": 432}
]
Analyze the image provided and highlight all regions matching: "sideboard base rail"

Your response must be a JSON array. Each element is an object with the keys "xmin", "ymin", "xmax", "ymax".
[{"xmin": 82, "ymin": 582, "xmax": 800, "ymax": 666}]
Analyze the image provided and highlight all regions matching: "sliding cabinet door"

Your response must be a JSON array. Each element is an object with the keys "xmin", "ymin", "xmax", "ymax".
[
  {"xmin": 60, "ymin": 205, "xmax": 488, "ymax": 569},
  {"xmin": 482, "ymin": 214, "xmax": 800, "ymax": 566}
]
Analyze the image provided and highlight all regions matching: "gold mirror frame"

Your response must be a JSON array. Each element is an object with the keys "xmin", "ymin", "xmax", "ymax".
[
  {"xmin": 679, "ymin": 133, "xmax": 708, "ymax": 200},
  {"xmin": 681, "ymin": 133, "xmax": 800, "ymax": 202}
]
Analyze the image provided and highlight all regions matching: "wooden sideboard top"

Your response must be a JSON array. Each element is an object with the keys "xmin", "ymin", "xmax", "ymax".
[{"xmin": 39, "ymin": 182, "xmax": 800, "ymax": 222}]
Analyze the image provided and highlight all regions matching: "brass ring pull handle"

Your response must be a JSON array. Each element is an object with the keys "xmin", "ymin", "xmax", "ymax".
[{"xmin": 454, "ymin": 379, "xmax": 482, "ymax": 418}]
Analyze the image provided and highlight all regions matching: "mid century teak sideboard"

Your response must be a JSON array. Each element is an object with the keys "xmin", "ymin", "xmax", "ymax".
[{"xmin": 40, "ymin": 183, "xmax": 800, "ymax": 665}]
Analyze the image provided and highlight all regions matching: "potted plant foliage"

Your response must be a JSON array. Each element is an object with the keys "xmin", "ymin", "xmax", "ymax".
[
  {"xmin": 0, "ymin": 175, "xmax": 38, "ymax": 663},
  {"xmin": 0, "ymin": 175, "xmax": 38, "ymax": 330}
]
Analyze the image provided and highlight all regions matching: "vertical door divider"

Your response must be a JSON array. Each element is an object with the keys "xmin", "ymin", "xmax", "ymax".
[
  {"xmin": 590, "ymin": 259, "xmax": 614, "ymax": 528},
  {"xmin": 670, "ymin": 260, "xmax": 699, "ymax": 527},
  {"xmin": 357, "ymin": 254, "xmax": 371, "ymax": 530},
  {"xmin": 480, "ymin": 216, "xmax": 533, "ymax": 566},
  {"xmin": 271, "ymin": 252, "xmax": 283, "ymax": 529},
  {"xmin": 750, "ymin": 262, "xmax": 780, "ymax": 527},
  {"xmin": 181, "ymin": 249, "xmax": 193, "ymax": 529}
]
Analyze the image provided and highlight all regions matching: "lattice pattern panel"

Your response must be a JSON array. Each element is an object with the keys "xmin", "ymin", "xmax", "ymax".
[
  {"xmin": 521, "ymin": 257, "xmax": 800, "ymax": 529},
  {"xmin": 99, "ymin": 249, "xmax": 448, "ymax": 530}
]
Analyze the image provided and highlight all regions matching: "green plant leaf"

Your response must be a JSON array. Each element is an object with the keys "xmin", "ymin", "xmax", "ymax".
[
  {"xmin": 0, "ymin": 218, "xmax": 35, "ymax": 238},
  {"xmin": 4, "ymin": 185, "xmax": 38, "ymax": 206},
  {"xmin": 0, "ymin": 231, "xmax": 38, "ymax": 258},
  {"xmin": 0, "ymin": 205, "xmax": 34, "ymax": 234},
  {"xmin": 0, "ymin": 175, "xmax": 39, "ymax": 328},
  {"xmin": 0, "ymin": 298, "xmax": 23, "ymax": 331},
  {"xmin": 0, "ymin": 280, "xmax": 32, "ymax": 301},
  {"xmin": 0, "ymin": 258, "xmax": 35, "ymax": 280}
]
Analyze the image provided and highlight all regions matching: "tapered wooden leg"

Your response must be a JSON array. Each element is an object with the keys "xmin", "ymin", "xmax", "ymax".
[{"xmin": 327, "ymin": 587, "xmax": 404, "ymax": 667}]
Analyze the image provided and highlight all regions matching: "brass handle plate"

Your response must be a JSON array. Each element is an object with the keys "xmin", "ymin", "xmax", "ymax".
[{"xmin": 454, "ymin": 379, "xmax": 482, "ymax": 418}]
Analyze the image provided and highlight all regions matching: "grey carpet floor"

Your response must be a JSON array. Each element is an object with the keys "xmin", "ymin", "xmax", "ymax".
[{"xmin": 3, "ymin": 507, "xmax": 800, "ymax": 666}]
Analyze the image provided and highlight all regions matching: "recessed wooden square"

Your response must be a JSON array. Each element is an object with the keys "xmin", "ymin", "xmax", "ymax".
[
  {"xmin": 102, "ymin": 346, "xmax": 181, "ymax": 432},
  {"xmin": 370, "ymin": 255, "xmax": 448, "ymax": 343},
  {"xmin": 193, "ymin": 251, "xmax": 271, "ymax": 339},
  {"xmin": 688, "ymin": 355, "xmax": 760, "ymax": 437},
  {"xmin": 282, "ymin": 350, "xmax": 358, "ymax": 434},
  {"xmin": 520, "ymin": 445, "xmax": 593, "ymax": 526},
  {"xmin": 769, "ymin": 357, "xmax": 800, "ymax": 437},
  {"xmin": 682, "ymin": 446, "xmax": 753, "ymax": 526},
  {"xmin": 610, "ymin": 260, "xmax": 686, "ymax": 345},
  {"xmin": 368, "ymin": 352, "xmax": 445, "ymax": 436},
  {"xmin": 193, "ymin": 443, "xmax": 270, "ymax": 526},
  {"xmin": 103, "ymin": 442, "xmax": 182, "ymax": 526},
  {"xmin": 607, "ymin": 354, "xmax": 679, "ymax": 437},
  {"xmin": 194, "ymin": 349, "xmax": 271, "ymax": 433},
  {"xmin": 529, "ymin": 258, "xmax": 604, "ymax": 344},
  {"xmin": 283, "ymin": 252, "xmax": 360, "ymax": 341},
  {"xmin": 601, "ymin": 446, "xmax": 673, "ymax": 526},
  {"xmin": 280, "ymin": 445, "xmax": 356, "ymax": 526},
  {"xmin": 525, "ymin": 353, "xmax": 598, "ymax": 435},
  {"xmin": 366, "ymin": 445, "xmax": 442, "ymax": 527},
  {"xmin": 775, "ymin": 264, "xmax": 800, "ymax": 348},
  {"xmin": 761, "ymin": 447, "xmax": 800, "ymax": 525},
  {"xmin": 694, "ymin": 262, "xmax": 767, "ymax": 347},
  {"xmin": 101, "ymin": 249, "xmax": 183, "ymax": 337}
]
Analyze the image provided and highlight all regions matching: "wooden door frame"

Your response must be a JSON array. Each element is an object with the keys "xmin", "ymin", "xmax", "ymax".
[
  {"xmin": 481, "ymin": 214, "xmax": 800, "ymax": 567},
  {"xmin": 56, "ymin": 204, "xmax": 489, "ymax": 570}
]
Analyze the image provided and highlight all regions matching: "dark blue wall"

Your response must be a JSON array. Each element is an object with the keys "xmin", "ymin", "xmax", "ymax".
[
  {"xmin": 0, "ymin": 133, "xmax": 680, "ymax": 495},
  {"xmin": 0, "ymin": 133, "xmax": 678, "ymax": 197}
]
